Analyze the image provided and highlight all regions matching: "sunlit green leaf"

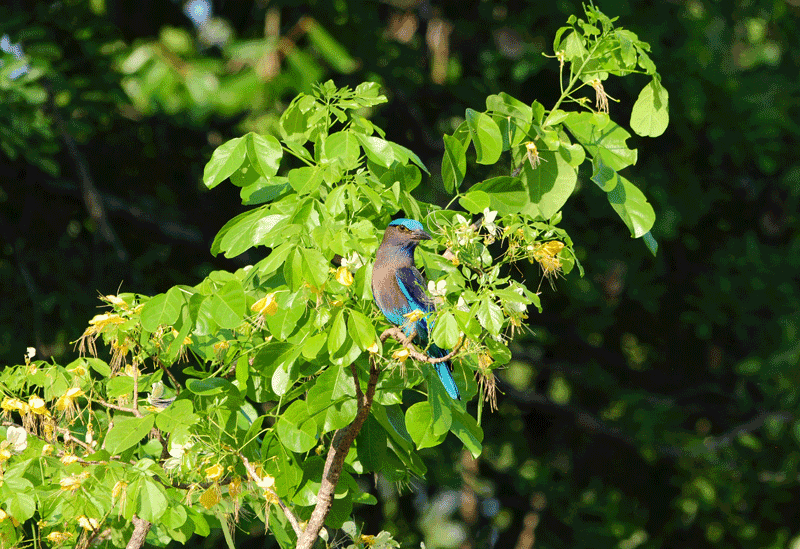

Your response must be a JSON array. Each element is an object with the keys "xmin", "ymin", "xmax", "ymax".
[{"xmin": 465, "ymin": 108, "xmax": 502, "ymax": 164}]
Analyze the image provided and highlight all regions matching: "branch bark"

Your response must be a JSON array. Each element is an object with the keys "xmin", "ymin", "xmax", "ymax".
[
  {"xmin": 295, "ymin": 356, "xmax": 380, "ymax": 549},
  {"xmin": 125, "ymin": 516, "xmax": 151, "ymax": 549}
]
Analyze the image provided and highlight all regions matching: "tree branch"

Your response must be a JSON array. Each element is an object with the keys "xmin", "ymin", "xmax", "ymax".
[
  {"xmin": 379, "ymin": 326, "xmax": 466, "ymax": 364},
  {"xmin": 125, "ymin": 516, "xmax": 151, "ymax": 549},
  {"xmin": 94, "ymin": 398, "xmax": 142, "ymax": 418},
  {"xmin": 295, "ymin": 356, "xmax": 380, "ymax": 549}
]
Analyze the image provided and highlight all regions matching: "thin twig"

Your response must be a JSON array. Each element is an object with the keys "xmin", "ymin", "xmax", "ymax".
[
  {"xmin": 295, "ymin": 356, "xmax": 380, "ymax": 549},
  {"xmin": 379, "ymin": 326, "xmax": 466, "ymax": 364},
  {"xmin": 94, "ymin": 399, "xmax": 142, "ymax": 418},
  {"xmin": 156, "ymin": 358, "xmax": 182, "ymax": 394},
  {"xmin": 238, "ymin": 454, "xmax": 302, "ymax": 537}
]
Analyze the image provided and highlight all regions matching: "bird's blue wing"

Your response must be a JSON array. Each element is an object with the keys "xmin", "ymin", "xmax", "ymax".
[
  {"xmin": 395, "ymin": 268, "xmax": 461, "ymax": 400},
  {"xmin": 395, "ymin": 267, "xmax": 434, "ymax": 313}
]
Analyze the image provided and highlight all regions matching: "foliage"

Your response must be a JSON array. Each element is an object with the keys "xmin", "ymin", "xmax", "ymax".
[
  {"xmin": 2, "ymin": 0, "xmax": 800, "ymax": 548},
  {"xmin": 0, "ymin": 6, "xmax": 670, "ymax": 548}
]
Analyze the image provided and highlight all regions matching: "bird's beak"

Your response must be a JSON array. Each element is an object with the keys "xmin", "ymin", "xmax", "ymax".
[{"xmin": 413, "ymin": 229, "xmax": 432, "ymax": 241}]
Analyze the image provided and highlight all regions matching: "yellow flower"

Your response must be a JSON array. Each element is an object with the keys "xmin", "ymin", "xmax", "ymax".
[
  {"xmin": 60, "ymin": 473, "xmax": 88, "ymax": 492},
  {"xmin": 478, "ymin": 353, "xmax": 494, "ymax": 371},
  {"xmin": 0, "ymin": 448, "xmax": 11, "ymax": 463},
  {"xmin": 213, "ymin": 341, "xmax": 229, "ymax": 353},
  {"xmin": 60, "ymin": 453, "xmax": 79, "ymax": 465},
  {"xmin": 367, "ymin": 341, "xmax": 380, "ymax": 354},
  {"xmin": 28, "ymin": 397, "xmax": 49, "ymax": 416},
  {"xmin": 392, "ymin": 349, "xmax": 410, "ymax": 362},
  {"xmin": 403, "ymin": 309, "xmax": 425, "ymax": 323},
  {"xmin": 46, "ymin": 532, "xmax": 72, "ymax": 544},
  {"xmin": 112, "ymin": 480, "xmax": 128, "ymax": 500},
  {"xmin": 77, "ymin": 516, "xmax": 99, "ymax": 531},
  {"xmin": 251, "ymin": 293, "xmax": 278, "ymax": 316},
  {"xmin": 205, "ymin": 463, "xmax": 224, "ymax": 481},
  {"xmin": 199, "ymin": 485, "xmax": 221, "ymax": 509},
  {"xmin": 256, "ymin": 474, "xmax": 275, "ymax": 491},
  {"xmin": 525, "ymin": 141, "xmax": 542, "ymax": 170},
  {"xmin": 334, "ymin": 266, "xmax": 354, "ymax": 287},
  {"xmin": 360, "ymin": 535, "xmax": 376, "ymax": 546},
  {"xmin": 0, "ymin": 509, "xmax": 6, "ymax": 521},
  {"xmin": 56, "ymin": 388, "xmax": 84, "ymax": 412},
  {"xmin": 104, "ymin": 295, "xmax": 127, "ymax": 308},
  {"xmin": 42, "ymin": 444, "xmax": 54, "ymax": 456},
  {"xmin": 1, "ymin": 397, "xmax": 29, "ymax": 414},
  {"xmin": 532, "ymin": 241, "xmax": 565, "ymax": 276},
  {"xmin": 88, "ymin": 313, "xmax": 125, "ymax": 328}
]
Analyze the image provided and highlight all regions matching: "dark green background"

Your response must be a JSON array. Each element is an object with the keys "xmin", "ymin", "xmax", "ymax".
[{"xmin": 1, "ymin": 1, "xmax": 798, "ymax": 547}]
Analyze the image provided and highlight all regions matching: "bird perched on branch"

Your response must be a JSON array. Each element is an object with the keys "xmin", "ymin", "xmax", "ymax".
[{"xmin": 371, "ymin": 218, "xmax": 461, "ymax": 400}]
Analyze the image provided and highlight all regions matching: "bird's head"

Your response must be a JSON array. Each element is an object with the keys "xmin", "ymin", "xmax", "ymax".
[{"xmin": 384, "ymin": 218, "xmax": 432, "ymax": 244}]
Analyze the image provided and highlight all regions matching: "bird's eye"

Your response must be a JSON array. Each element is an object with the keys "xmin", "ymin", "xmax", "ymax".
[{"xmin": 399, "ymin": 226, "xmax": 408, "ymax": 231}]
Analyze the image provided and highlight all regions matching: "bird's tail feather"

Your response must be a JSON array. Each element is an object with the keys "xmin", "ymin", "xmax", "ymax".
[{"xmin": 430, "ymin": 344, "xmax": 461, "ymax": 400}]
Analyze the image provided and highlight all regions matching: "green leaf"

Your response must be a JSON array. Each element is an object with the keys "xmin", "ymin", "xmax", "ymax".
[
  {"xmin": 327, "ymin": 309, "xmax": 347, "ymax": 355},
  {"xmin": 186, "ymin": 377, "xmax": 235, "ymax": 396},
  {"xmin": 302, "ymin": 332, "xmax": 327, "ymax": 359},
  {"xmin": 432, "ymin": 312, "xmax": 459, "ymax": 350},
  {"xmin": 451, "ymin": 408, "xmax": 483, "ymax": 458},
  {"xmin": 525, "ymin": 149, "xmax": 577, "ymax": 219},
  {"xmin": 459, "ymin": 190, "xmax": 490, "ymax": 214},
  {"xmin": 105, "ymin": 415, "xmax": 156, "ymax": 455},
  {"xmin": 246, "ymin": 133, "xmax": 283, "ymax": 177},
  {"xmin": 354, "ymin": 133, "xmax": 395, "ymax": 168},
  {"xmin": 405, "ymin": 401, "xmax": 447, "ymax": 450},
  {"xmin": 208, "ymin": 280, "xmax": 246, "ymax": 329},
  {"xmin": 389, "ymin": 142, "xmax": 430, "ymax": 174},
  {"xmin": 288, "ymin": 166, "xmax": 323, "ymax": 196},
  {"xmin": 218, "ymin": 210, "xmax": 288, "ymax": 258},
  {"xmin": 271, "ymin": 345, "xmax": 303, "ymax": 395},
  {"xmin": 630, "ymin": 78, "xmax": 669, "ymax": 137},
  {"xmin": 141, "ymin": 287, "xmax": 183, "ymax": 331},
  {"xmin": 276, "ymin": 400, "xmax": 318, "ymax": 453},
  {"xmin": 355, "ymin": 415, "xmax": 387, "ymax": 473},
  {"xmin": 564, "ymin": 112, "xmax": 638, "ymax": 170},
  {"xmin": 323, "ymin": 131, "xmax": 361, "ymax": 170},
  {"xmin": 257, "ymin": 242, "xmax": 294, "ymax": 277},
  {"xmin": 476, "ymin": 298, "xmax": 503, "ymax": 334},
  {"xmin": 606, "ymin": 173, "xmax": 656, "ymax": 238},
  {"xmin": 441, "ymin": 134, "xmax": 467, "ymax": 193},
  {"xmin": 301, "ymin": 247, "xmax": 330, "ymax": 288},
  {"xmin": 470, "ymin": 176, "xmax": 529, "ymax": 215},
  {"xmin": 306, "ymin": 366, "xmax": 357, "ymax": 432},
  {"xmin": 591, "ymin": 156, "xmax": 617, "ymax": 191},
  {"xmin": 241, "ymin": 176, "xmax": 290, "ymax": 205},
  {"xmin": 203, "ymin": 137, "xmax": 247, "ymax": 189},
  {"xmin": 6, "ymin": 492, "xmax": 35, "ymax": 522},
  {"xmin": 138, "ymin": 479, "xmax": 168, "ymax": 522},
  {"xmin": 643, "ymin": 231, "xmax": 658, "ymax": 256},
  {"xmin": 347, "ymin": 309, "xmax": 376, "ymax": 350},
  {"xmin": 465, "ymin": 109, "xmax": 502, "ymax": 164},
  {"xmin": 486, "ymin": 92, "xmax": 532, "ymax": 148},
  {"xmin": 156, "ymin": 400, "xmax": 199, "ymax": 432}
]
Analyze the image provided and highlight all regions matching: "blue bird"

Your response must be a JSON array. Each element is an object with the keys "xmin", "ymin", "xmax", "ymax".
[{"xmin": 372, "ymin": 218, "xmax": 461, "ymax": 400}]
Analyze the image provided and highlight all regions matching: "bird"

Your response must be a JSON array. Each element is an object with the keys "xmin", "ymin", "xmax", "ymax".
[{"xmin": 371, "ymin": 218, "xmax": 461, "ymax": 400}]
